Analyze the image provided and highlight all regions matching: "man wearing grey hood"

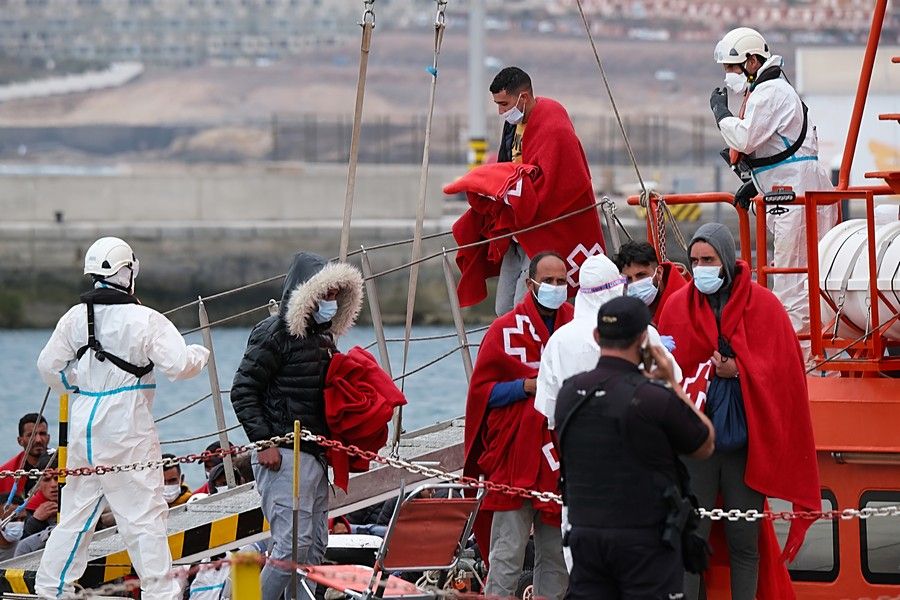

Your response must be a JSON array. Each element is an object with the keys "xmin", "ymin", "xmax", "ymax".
[{"xmin": 231, "ymin": 252, "xmax": 364, "ymax": 600}]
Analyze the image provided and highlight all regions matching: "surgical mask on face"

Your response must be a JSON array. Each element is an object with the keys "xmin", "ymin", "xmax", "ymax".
[
  {"xmin": 693, "ymin": 266, "xmax": 725, "ymax": 295},
  {"xmin": 1, "ymin": 521, "xmax": 24, "ymax": 543},
  {"xmin": 313, "ymin": 299, "xmax": 338, "ymax": 324},
  {"xmin": 724, "ymin": 71, "xmax": 748, "ymax": 94},
  {"xmin": 532, "ymin": 282, "xmax": 568, "ymax": 310},
  {"xmin": 500, "ymin": 94, "xmax": 525, "ymax": 125},
  {"xmin": 162, "ymin": 484, "xmax": 182, "ymax": 503},
  {"xmin": 627, "ymin": 277, "xmax": 659, "ymax": 306}
]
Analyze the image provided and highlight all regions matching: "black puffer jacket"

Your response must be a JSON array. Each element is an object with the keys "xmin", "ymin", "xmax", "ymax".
[{"xmin": 231, "ymin": 252, "xmax": 364, "ymax": 456}]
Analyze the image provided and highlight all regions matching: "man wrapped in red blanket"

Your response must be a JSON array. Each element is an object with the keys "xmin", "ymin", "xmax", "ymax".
[
  {"xmin": 448, "ymin": 67, "xmax": 604, "ymax": 316},
  {"xmin": 613, "ymin": 240, "xmax": 689, "ymax": 326},
  {"xmin": 658, "ymin": 223, "xmax": 819, "ymax": 600},
  {"xmin": 464, "ymin": 253, "xmax": 573, "ymax": 600}
]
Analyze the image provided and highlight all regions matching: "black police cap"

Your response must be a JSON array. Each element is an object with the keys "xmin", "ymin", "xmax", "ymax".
[{"xmin": 596, "ymin": 296, "xmax": 652, "ymax": 340}]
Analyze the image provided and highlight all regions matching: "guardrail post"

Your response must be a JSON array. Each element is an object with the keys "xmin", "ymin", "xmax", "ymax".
[
  {"xmin": 231, "ymin": 551, "xmax": 262, "ymax": 600},
  {"xmin": 359, "ymin": 248, "xmax": 393, "ymax": 377},
  {"xmin": 198, "ymin": 297, "xmax": 236, "ymax": 489},
  {"xmin": 57, "ymin": 393, "xmax": 68, "ymax": 521},
  {"xmin": 442, "ymin": 249, "xmax": 474, "ymax": 382}
]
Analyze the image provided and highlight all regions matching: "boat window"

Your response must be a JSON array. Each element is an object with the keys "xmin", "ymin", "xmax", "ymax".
[
  {"xmin": 860, "ymin": 491, "xmax": 900, "ymax": 584},
  {"xmin": 770, "ymin": 491, "xmax": 839, "ymax": 582}
]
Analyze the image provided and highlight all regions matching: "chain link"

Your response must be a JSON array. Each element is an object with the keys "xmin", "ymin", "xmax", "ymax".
[{"xmin": 13, "ymin": 427, "xmax": 900, "ymax": 524}]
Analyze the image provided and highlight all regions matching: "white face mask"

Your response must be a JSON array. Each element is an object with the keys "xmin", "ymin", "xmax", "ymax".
[
  {"xmin": 1, "ymin": 521, "xmax": 24, "ymax": 543},
  {"xmin": 532, "ymin": 281, "xmax": 568, "ymax": 310},
  {"xmin": 724, "ymin": 71, "xmax": 748, "ymax": 94},
  {"xmin": 500, "ymin": 94, "xmax": 525, "ymax": 125},
  {"xmin": 626, "ymin": 276, "xmax": 659, "ymax": 306},
  {"xmin": 162, "ymin": 484, "xmax": 182, "ymax": 503}
]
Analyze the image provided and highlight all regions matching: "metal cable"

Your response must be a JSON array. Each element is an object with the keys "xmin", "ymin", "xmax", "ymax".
[
  {"xmin": 160, "ymin": 424, "xmax": 243, "ymax": 446},
  {"xmin": 392, "ymin": 342, "xmax": 479, "ymax": 383},
  {"xmin": 154, "ymin": 391, "xmax": 228, "ymax": 423},
  {"xmin": 369, "ymin": 200, "xmax": 603, "ymax": 281},
  {"xmin": 179, "ymin": 303, "xmax": 270, "ymax": 335}
]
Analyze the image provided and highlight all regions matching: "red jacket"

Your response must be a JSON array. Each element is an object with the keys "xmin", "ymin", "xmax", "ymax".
[
  {"xmin": 449, "ymin": 97, "xmax": 605, "ymax": 308},
  {"xmin": 0, "ymin": 451, "xmax": 28, "ymax": 497},
  {"xmin": 324, "ymin": 347, "xmax": 407, "ymax": 492}
]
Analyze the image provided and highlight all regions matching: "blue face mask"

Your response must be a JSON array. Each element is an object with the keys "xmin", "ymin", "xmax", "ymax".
[
  {"xmin": 693, "ymin": 266, "xmax": 724, "ymax": 295},
  {"xmin": 313, "ymin": 299, "xmax": 338, "ymax": 324},
  {"xmin": 533, "ymin": 282, "xmax": 568, "ymax": 310},
  {"xmin": 627, "ymin": 276, "xmax": 659, "ymax": 306}
]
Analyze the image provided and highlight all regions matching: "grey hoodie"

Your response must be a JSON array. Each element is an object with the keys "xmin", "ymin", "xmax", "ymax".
[{"xmin": 690, "ymin": 222, "xmax": 737, "ymax": 318}]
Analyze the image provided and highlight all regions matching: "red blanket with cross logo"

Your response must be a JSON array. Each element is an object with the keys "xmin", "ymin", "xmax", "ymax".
[
  {"xmin": 463, "ymin": 292, "xmax": 572, "ymax": 523},
  {"xmin": 448, "ymin": 96, "xmax": 605, "ymax": 308}
]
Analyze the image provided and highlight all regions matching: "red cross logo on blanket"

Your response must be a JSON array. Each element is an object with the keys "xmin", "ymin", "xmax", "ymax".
[
  {"xmin": 502, "ymin": 177, "xmax": 524, "ymax": 206},
  {"xmin": 681, "ymin": 359, "xmax": 714, "ymax": 411},
  {"xmin": 566, "ymin": 243, "xmax": 605, "ymax": 286},
  {"xmin": 503, "ymin": 314, "xmax": 542, "ymax": 368}
]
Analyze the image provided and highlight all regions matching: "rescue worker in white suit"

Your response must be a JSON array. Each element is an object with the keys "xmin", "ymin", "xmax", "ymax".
[
  {"xmin": 35, "ymin": 237, "xmax": 210, "ymax": 600},
  {"xmin": 534, "ymin": 253, "xmax": 682, "ymax": 573},
  {"xmin": 710, "ymin": 27, "xmax": 837, "ymax": 358},
  {"xmin": 535, "ymin": 253, "xmax": 681, "ymax": 429}
]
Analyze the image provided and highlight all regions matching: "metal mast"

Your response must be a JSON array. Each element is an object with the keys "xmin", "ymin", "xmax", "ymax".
[{"xmin": 467, "ymin": 0, "xmax": 487, "ymax": 167}]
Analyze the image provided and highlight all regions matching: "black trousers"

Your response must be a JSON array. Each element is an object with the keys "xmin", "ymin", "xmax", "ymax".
[{"xmin": 564, "ymin": 525, "xmax": 685, "ymax": 600}]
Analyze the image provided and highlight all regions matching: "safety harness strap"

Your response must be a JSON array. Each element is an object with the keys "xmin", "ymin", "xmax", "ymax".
[
  {"xmin": 744, "ymin": 102, "xmax": 809, "ymax": 170},
  {"xmin": 75, "ymin": 291, "xmax": 154, "ymax": 379}
]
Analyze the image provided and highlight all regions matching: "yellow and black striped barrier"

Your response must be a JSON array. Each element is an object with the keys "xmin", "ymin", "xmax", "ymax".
[
  {"xmin": 57, "ymin": 393, "xmax": 68, "ymax": 523},
  {"xmin": 0, "ymin": 506, "xmax": 268, "ymax": 594},
  {"xmin": 634, "ymin": 203, "xmax": 702, "ymax": 222}
]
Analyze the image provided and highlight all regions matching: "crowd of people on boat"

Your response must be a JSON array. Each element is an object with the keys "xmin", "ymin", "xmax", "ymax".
[{"xmin": 13, "ymin": 23, "xmax": 843, "ymax": 600}]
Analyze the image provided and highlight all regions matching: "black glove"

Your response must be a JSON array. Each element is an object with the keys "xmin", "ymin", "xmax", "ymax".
[
  {"xmin": 710, "ymin": 88, "xmax": 732, "ymax": 124},
  {"xmin": 734, "ymin": 180, "xmax": 757, "ymax": 210}
]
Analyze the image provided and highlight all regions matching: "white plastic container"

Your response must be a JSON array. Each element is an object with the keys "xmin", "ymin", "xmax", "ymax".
[{"xmin": 818, "ymin": 218, "xmax": 900, "ymax": 341}]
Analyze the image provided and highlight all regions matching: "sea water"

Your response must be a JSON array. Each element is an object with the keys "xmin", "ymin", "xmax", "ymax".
[{"xmin": 0, "ymin": 325, "xmax": 482, "ymax": 488}]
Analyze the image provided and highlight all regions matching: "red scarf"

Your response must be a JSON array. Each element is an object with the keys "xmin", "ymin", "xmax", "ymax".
[
  {"xmin": 324, "ymin": 347, "xmax": 407, "ymax": 492},
  {"xmin": 464, "ymin": 293, "xmax": 573, "ymax": 523},
  {"xmin": 449, "ymin": 97, "xmax": 605, "ymax": 308},
  {"xmin": 658, "ymin": 261, "xmax": 819, "ymax": 597}
]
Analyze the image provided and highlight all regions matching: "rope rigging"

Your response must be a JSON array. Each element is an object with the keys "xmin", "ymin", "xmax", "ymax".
[
  {"xmin": 573, "ymin": 0, "xmax": 688, "ymax": 260},
  {"xmin": 339, "ymin": 0, "xmax": 377, "ymax": 262}
]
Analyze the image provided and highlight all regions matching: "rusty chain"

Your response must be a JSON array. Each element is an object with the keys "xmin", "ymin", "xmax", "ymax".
[{"xmin": 8, "ymin": 427, "xmax": 900, "ymax": 524}]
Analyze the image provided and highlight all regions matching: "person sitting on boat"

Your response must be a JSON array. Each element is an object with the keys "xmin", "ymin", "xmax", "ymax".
[
  {"xmin": 161, "ymin": 453, "xmax": 193, "ymax": 508},
  {"xmin": 20, "ymin": 453, "xmax": 58, "ymax": 541},
  {"xmin": 710, "ymin": 27, "xmax": 837, "ymax": 361},
  {"xmin": 0, "ymin": 413, "xmax": 50, "ymax": 499},
  {"xmin": 555, "ymin": 296, "xmax": 714, "ymax": 599},
  {"xmin": 464, "ymin": 252, "xmax": 572, "ymax": 600},
  {"xmin": 231, "ymin": 251, "xmax": 364, "ymax": 600},
  {"xmin": 35, "ymin": 236, "xmax": 210, "ymax": 600},
  {"xmin": 658, "ymin": 223, "xmax": 820, "ymax": 600},
  {"xmin": 449, "ymin": 66, "xmax": 605, "ymax": 316},
  {"xmin": 614, "ymin": 240, "xmax": 688, "ymax": 329}
]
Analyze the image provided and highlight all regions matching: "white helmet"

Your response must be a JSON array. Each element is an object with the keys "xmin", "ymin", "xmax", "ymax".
[
  {"xmin": 714, "ymin": 27, "xmax": 770, "ymax": 65},
  {"xmin": 84, "ymin": 237, "xmax": 136, "ymax": 278}
]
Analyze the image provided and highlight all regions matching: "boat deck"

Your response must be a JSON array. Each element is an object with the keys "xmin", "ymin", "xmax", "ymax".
[{"xmin": 0, "ymin": 418, "xmax": 464, "ymax": 595}]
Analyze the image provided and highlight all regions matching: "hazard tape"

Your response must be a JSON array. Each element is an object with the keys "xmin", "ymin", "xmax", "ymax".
[
  {"xmin": 0, "ymin": 506, "xmax": 267, "ymax": 594},
  {"xmin": 634, "ymin": 203, "xmax": 702, "ymax": 222}
]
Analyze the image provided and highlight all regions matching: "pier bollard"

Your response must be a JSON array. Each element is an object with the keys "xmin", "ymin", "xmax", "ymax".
[{"xmin": 230, "ymin": 551, "xmax": 262, "ymax": 600}]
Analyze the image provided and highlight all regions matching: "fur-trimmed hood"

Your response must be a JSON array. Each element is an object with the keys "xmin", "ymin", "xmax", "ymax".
[{"xmin": 281, "ymin": 252, "xmax": 364, "ymax": 339}]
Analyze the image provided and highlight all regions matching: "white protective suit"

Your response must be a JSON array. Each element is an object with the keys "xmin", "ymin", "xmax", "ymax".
[
  {"xmin": 534, "ymin": 254, "xmax": 682, "ymax": 429},
  {"xmin": 718, "ymin": 55, "xmax": 838, "ymax": 343},
  {"xmin": 35, "ymin": 275, "xmax": 209, "ymax": 600}
]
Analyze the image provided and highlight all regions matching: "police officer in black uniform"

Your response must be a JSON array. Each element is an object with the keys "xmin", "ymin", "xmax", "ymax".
[{"xmin": 555, "ymin": 296, "xmax": 715, "ymax": 599}]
